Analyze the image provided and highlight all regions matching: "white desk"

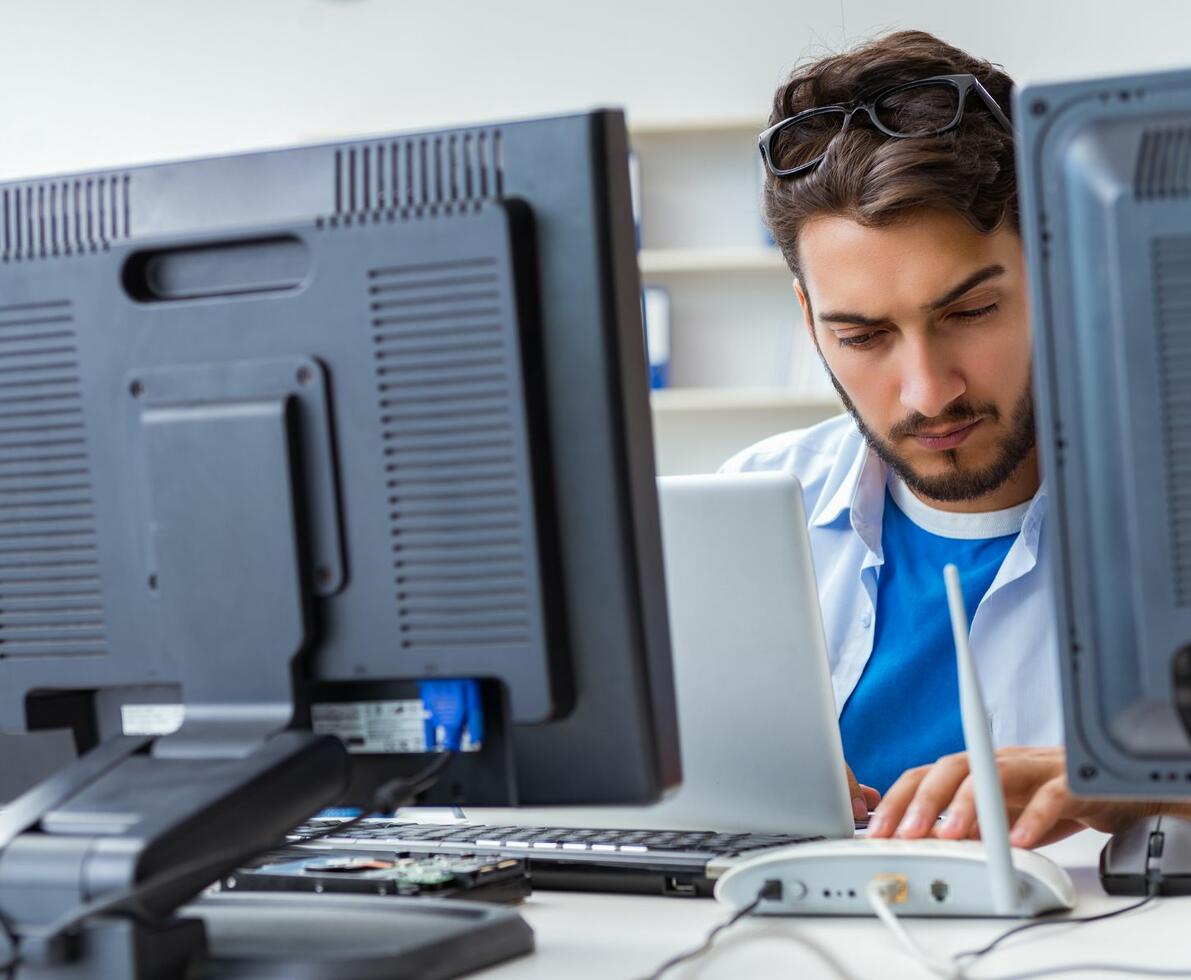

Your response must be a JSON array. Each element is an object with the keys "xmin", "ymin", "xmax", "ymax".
[{"xmin": 475, "ymin": 831, "xmax": 1188, "ymax": 979}]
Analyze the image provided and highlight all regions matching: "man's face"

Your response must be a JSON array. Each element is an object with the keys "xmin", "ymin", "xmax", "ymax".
[{"xmin": 796, "ymin": 207, "xmax": 1036, "ymax": 507}]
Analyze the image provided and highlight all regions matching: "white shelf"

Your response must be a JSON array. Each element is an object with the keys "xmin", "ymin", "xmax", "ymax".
[
  {"xmin": 628, "ymin": 117, "xmax": 765, "ymax": 137},
  {"xmin": 638, "ymin": 247, "xmax": 787, "ymax": 275},
  {"xmin": 651, "ymin": 387, "xmax": 840, "ymax": 413}
]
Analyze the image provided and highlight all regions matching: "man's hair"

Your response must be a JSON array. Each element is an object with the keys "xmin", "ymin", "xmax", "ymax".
[{"xmin": 763, "ymin": 30, "xmax": 1016, "ymax": 281}]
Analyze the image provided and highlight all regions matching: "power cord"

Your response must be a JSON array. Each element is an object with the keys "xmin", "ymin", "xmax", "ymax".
[
  {"xmin": 638, "ymin": 881, "xmax": 776, "ymax": 980},
  {"xmin": 0, "ymin": 750, "xmax": 454, "ymax": 976},
  {"xmin": 0, "ymin": 906, "xmax": 18, "ymax": 980},
  {"xmin": 867, "ymin": 876, "xmax": 1165, "ymax": 980},
  {"xmin": 984, "ymin": 965, "xmax": 1191, "ymax": 979},
  {"xmin": 640, "ymin": 880, "xmax": 855, "ymax": 980},
  {"xmin": 953, "ymin": 888, "xmax": 1157, "ymax": 967},
  {"xmin": 288, "ymin": 750, "xmax": 454, "ymax": 847}
]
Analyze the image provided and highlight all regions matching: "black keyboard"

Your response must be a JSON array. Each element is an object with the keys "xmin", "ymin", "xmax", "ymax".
[{"xmin": 288, "ymin": 819, "xmax": 812, "ymax": 897}]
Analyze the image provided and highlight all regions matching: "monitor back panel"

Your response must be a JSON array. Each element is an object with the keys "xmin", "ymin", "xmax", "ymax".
[
  {"xmin": 0, "ymin": 111, "xmax": 679, "ymax": 805},
  {"xmin": 1018, "ymin": 69, "xmax": 1191, "ymax": 793}
]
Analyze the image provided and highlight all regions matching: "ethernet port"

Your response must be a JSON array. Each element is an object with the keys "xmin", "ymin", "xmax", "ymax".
[{"xmin": 930, "ymin": 879, "xmax": 950, "ymax": 903}]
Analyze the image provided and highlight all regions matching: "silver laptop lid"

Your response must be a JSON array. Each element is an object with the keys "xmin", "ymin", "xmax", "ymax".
[
  {"xmin": 464, "ymin": 471, "xmax": 854, "ymax": 836},
  {"xmin": 650, "ymin": 472, "xmax": 853, "ymax": 836}
]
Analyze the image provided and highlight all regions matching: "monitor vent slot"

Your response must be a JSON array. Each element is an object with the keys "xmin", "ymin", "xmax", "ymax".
[
  {"xmin": 1, "ymin": 174, "xmax": 132, "ymax": 262},
  {"xmin": 369, "ymin": 258, "xmax": 532, "ymax": 651},
  {"xmin": 1153, "ymin": 235, "xmax": 1191, "ymax": 605},
  {"xmin": 0, "ymin": 299, "xmax": 106, "ymax": 659},
  {"xmin": 1136, "ymin": 127, "xmax": 1191, "ymax": 200},
  {"xmin": 335, "ymin": 130, "xmax": 503, "ymax": 220}
]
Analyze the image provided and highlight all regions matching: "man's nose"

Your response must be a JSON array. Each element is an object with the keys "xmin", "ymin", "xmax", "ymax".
[{"xmin": 898, "ymin": 339, "xmax": 966, "ymax": 419}]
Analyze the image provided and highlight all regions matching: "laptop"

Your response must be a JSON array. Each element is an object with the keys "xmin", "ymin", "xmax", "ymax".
[{"xmin": 292, "ymin": 472, "xmax": 857, "ymax": 896}]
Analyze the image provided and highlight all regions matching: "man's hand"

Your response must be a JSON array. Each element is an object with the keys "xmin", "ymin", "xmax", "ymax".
[
  {"xmin": 866, "ymin": 746, "xmax": 1191, "ymax": 848},
  {"xmin": 846, "ymin": 763, "xmax": 881, "ymax": 822}
]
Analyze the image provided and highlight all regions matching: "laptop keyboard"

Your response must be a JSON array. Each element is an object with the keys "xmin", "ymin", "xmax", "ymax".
[{"xmin": 289, "ymin": 818, "xmax": 807, "ymax": 865}]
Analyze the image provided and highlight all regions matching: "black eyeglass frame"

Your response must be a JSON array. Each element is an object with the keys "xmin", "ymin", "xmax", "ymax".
[{"xmin": 758, "ymin": 73, "xmax": 1014, "ymax": 178}]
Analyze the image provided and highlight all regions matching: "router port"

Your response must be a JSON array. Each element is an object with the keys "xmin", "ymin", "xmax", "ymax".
[
  {"xmin": 874, "ymin": 873, "xmax": 909, "ymax": 904},
  {"xmin": 930, "ymin": 880, "xmax": 950, "ymax": 903}
]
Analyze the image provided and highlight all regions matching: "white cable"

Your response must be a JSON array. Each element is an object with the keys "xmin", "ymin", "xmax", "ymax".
[{"xmin": 864, "ymin": 879, "xmax": 962, "ymax": 980}]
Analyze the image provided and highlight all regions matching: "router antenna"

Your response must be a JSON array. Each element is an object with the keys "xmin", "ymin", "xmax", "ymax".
[{"xmin": 944, "ymin": 563, "xmax": 1019, "ymax": 915}]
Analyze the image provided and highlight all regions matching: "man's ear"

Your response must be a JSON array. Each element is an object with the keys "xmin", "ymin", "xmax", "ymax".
[{"xmin": 793, "ymin": 280, "xmax": 816, "ymax": 346}]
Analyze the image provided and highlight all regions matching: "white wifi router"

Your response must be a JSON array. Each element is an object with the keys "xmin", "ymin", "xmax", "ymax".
[{"xmin": 715, "ymin": 564, "xmax": 1076, "ymax": 918}]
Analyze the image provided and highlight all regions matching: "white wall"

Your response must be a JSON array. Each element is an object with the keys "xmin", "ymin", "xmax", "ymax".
[{"xmin": 4, "ymin": 0, "xmax": 1191, "ymax": 181}]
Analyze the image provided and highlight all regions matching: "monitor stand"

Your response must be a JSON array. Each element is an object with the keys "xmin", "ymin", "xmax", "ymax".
[
  {"xmin": 0, "ymin": 363, "xmax": 534, "ymax": 979},
  {"xmin": 185, "ymin": 891, "xmax": 534, "ymax": 980}
]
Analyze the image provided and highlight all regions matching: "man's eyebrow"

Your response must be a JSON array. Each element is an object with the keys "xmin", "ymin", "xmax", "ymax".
[
  {"xmin": 817, "ymin": 310, "xmax": 891, "ymax": 328},
  {"xmin": 815, "ymin": 263, "xmax": 1006, "ymax": 327},
  {"xmin": 925, "ymin": 264, "xmax": 1005, "ymax": 311}
]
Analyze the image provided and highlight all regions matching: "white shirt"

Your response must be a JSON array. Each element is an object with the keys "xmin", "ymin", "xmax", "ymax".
[{"xmin": 720, "ymin": 413, "xmax": 1063, "ymax": 749}]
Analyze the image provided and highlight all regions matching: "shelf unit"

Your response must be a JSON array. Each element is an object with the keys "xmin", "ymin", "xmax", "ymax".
[
  {"xmin": 650, "ymin": 387, "xmax": 841, "ymax": 477},
  {"xmin": 637, "ymin": 246, "xmax": 788, "ymax": 275},
  {"xmin": 630, "ymin": 118, "xmax": 839, "ymax": 474},
  {"xmin": 651, "ymin": 387, "xmax": 839, "ymax": 413}
]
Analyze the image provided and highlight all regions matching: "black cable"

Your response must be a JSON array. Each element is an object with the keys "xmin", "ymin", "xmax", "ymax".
[
  {"xmin": 287, "ymin": 750, "xmax": 455, "ymax": 847},
  {"xmin": 953, "ymin": 887, "xmax": 1158, "ymax": 967},
  {"xmin": 985, "ymin": 963, "xmax": 1191, "ymax": 979},
  {"xmin": 638, "ymin": 880, "xmax": 855, "ymax": 980},
  {"xmin": 0, "ymin": 750, "xmax": 455, "ymax": 975},
  {"xmin": 0, "ymin": 906, "xmax": 17, "ymax": 980},
  {"xmin": 639, "ymin": 882, "xmax": 779, "ymax": 980}
]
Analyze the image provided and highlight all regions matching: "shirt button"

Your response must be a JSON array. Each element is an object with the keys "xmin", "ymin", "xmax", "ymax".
[{"xmin": 861, "ymin": 612, "xmax": 873, "ymax": 628}]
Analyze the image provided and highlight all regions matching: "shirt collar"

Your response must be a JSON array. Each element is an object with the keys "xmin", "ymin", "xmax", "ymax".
[
  {"xmin": 1016, "ymin": 480, "xmax": 1048, "ymax": 561},
  {"xmin": 807, "ymin": 426, "xmax": 1049, "ymax": 561},
  {"xmin": 809, "ymin": 436, "xmax": 878, "ymax": 529},
  {"xmin": 809, "ymin": 439, "xmax": 888, "ymax": 558}
]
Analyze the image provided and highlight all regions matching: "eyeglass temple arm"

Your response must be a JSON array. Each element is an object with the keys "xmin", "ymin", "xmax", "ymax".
[{"xmin": 971, "ymin": 77, "xmax": 1014, "ymax": 135}]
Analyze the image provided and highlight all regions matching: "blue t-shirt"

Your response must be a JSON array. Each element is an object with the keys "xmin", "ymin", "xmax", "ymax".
[{"xmin": 838, "ymin": 485, "xmax": 1022, "ymax": 795}]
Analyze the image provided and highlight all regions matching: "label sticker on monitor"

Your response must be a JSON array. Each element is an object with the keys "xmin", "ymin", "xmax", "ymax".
[
  {"xmin": 311, "ymin": 699, "xmax": 429, "ymax": 753},
  {"xmin": 312, "ymin": 680, "xmax": 484, "ymax": 754},
  {"xmin": 121, "ymin": 703, "xmax": 185, "ymax": 736}
]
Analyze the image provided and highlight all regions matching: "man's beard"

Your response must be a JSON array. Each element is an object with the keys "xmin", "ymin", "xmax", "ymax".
[{"xmin": 826, "ymin": 371, "xmax": 1037, "ymax": 504}]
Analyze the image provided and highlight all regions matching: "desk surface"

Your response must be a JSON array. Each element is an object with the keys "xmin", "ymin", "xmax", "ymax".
[{"xmin": 474, "ymin": 831, "xmax": 1186, "ymax": 979}]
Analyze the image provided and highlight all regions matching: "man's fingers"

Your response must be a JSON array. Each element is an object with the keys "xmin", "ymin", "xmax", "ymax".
[
  {"xmin": 935, "ymin": 757, "xmax": 1054, "ymax": 842},
  {"xmin": 1031, "ymin": 818, "xmax": 1088, "ymax": 849},
  {"xmin": 844, "ymin": 764, "xmax": 868, "ymax": 821},
  {"xmin": 867, "ymin": 757, "xmax": 967, "ymax": 838},
  {"xmin": 1008, "ymin": 776, "xmax": 1073, "ymax": 848},
  {"xmin": 861, "ymin": 784, "xmax": 882, "ymax": 810},
  {"xmin": 868, "ymin": 768, "xmax": 925, "ymax": 837},
  {"xmin": 891, "ymin": 753, "xmax": 976, "ymax": 838},
  {"xmin": 935, "ymin": 775, "xmax": 978, "ymax": 840}
]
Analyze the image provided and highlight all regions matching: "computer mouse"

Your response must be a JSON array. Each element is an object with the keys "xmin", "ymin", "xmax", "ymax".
[
  {"xmin": 713, "ymin": 838, "xmax": 1075, "ymax": 917},
  {"xmin": 1100, "ymin": 814, "xmax": 1191, "ymax": 896}
]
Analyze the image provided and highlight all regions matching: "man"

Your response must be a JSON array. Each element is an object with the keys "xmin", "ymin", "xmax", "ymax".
[{"xmin": 726, "ymin": 30, "xmax": 1188, "ymax": 845}]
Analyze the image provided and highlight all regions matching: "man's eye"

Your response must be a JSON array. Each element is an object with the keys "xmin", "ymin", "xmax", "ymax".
[
  {"xmin": 838, "ymin": 332, "xmax": 880, "ymax": 349},
  {"xmin": 949, "ymin": 302, "xmax": 999, "ymax": 321}
]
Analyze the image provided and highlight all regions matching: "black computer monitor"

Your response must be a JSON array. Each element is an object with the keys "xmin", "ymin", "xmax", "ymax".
[
  {"xmin": 0, "ymin": 109, "xmax": 679, "ymax": 976},
  {"xmin": 1017, "ymin": 67, "xmax": 1191, "ymax": 796}
]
